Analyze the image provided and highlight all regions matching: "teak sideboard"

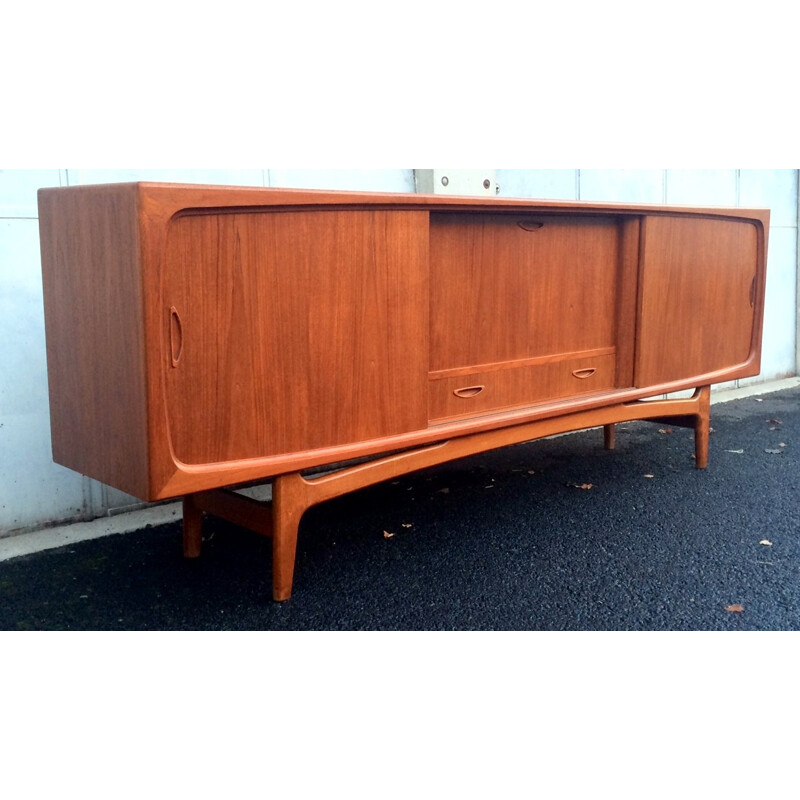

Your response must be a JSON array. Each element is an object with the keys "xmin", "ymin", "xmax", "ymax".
[{"xmin": 37, "ymin": 183, "xmax": 770, "ymax": 600}]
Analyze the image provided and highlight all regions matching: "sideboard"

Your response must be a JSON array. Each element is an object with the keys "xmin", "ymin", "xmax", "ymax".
[{"xmin": 37, "ymin": 183, "xmax": 769, "ymax": 600}]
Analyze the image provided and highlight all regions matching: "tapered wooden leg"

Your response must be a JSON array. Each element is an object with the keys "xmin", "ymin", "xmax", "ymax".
[
  {"xmin": 604, "ymin": 424, "xmax": 616, "ymax": 450},
  {"xmin": 694, "ymin": 385, "xmax": 711, "ymax": 469},
  {"xmin": 271, "ymin": 474, "xmax": 307, "ymax": 601},
  {"xmin": 182, "ymin": 495, "xmax": 203, "ymax": 558}
]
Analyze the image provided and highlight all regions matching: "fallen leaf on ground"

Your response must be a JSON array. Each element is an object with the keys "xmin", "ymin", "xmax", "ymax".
[
  {"xmin": 570, "ymin": 483, "xmax": 595, "ymax": 490},
  {"xmin": 725, "ymin": 449, "xmax": 744, "ymax": 454},
  {"xmin": 766, "ymin": 418, "xmax": 781, "ymax": 425},
  {"xmin": 725, "ymin": 604, "xmax": 744, "ymax": 613},
  {"xmin": 527, "ymin": 470, "xmax": 536, "ymax": 475},
  {"xmin": 765, "ymin": 449, "xmax": 783, "ymax": 454},
  {"xmin": 383, "ymin": 531, "xmax": 395, "ymax": 539},
  {"xmin": 759, "ymin": 539, "xmax": 772, "ymax": 546},
  {"xmin": 436, "ymin": 487, "xmax": 450, "ymax": 494},
  {"xmin": 644, "ymin": 474, "xmax": 655, "ymax": 479},
  {"xmin": 658, "ymin": 428, "xmax": 673, "ymax": 435},
  {"xmin": 401, "ymin": 523, "xmax": 413, "ymax": 529}
]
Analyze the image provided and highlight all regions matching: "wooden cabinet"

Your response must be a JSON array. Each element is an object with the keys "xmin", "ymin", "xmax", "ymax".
[{"xmin": 38, "ymin": 183, "xmax": 769, "ymax": 599}]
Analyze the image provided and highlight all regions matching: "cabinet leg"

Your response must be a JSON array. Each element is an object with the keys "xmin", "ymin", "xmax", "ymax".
[
  {"xmin": 271, "ymin": 474, "xmax": 307, "ymax": 602},
  {"xmin": 603, "ymin": 424, "xmax": 616, "ymax": 450},
  {"xmin": 694, "ymin": 385, "xmax": 711, "ymax": 469},
  {"xmin": 182, "ymin": 495, "xmax": 203, "ymax": 558}
]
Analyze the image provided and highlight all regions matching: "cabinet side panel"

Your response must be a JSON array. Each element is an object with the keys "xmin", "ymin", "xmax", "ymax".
[
  {"xmin": 635, "ymin": 216, "xmax": 760, "ymax": 387},
  {"xmin": 164, "ymin": 209, "xmax": 429, "ymax": 465},
  {"xmin": 38, "ymin": 185, "xmax": 149, "ymax": 498}
]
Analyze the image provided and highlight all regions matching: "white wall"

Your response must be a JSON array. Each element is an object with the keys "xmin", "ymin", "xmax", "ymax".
[{"xmin": 0, "ymin": 169, "xmax": 796, "ymax": 535}]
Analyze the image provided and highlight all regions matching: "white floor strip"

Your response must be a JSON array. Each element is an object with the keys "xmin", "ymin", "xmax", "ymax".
[{"xmin": 0, "ymin": 502, "xmax": 182, "ymax": 562}]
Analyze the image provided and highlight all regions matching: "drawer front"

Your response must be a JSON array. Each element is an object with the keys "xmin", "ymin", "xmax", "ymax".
[{"xmin": 429, "ymin": 354, "xmax": 616, "ymax": 422}]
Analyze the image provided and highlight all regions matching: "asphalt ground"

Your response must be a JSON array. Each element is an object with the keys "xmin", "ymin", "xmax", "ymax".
[{"xmin": 1, "ymin": 384, "xmax": 799, "ymax": 630}]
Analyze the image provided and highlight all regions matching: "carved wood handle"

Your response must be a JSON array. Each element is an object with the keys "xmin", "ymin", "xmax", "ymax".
[
  {"xmin": 517, "ymin": 220, "xmax": 545, "ymax": 232},
  {"xmin": 453, "ymin": 385, "xmax": 485, "ymax": 398},
  {"xmin": 572, "ymin": 368, "xmax": 596, "ymax": 379},
  {"xmin": 170, "ymin": 306, "xmax": 183, "ymax": 368},
  {"xmin": 750, "ymin": 275, "xmax": 756, "ymax": 308}
]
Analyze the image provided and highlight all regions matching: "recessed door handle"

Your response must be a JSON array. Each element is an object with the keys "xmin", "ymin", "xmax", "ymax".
[
  {"xmin": 517, "ymin": 220, "xmax": 545, "ymax": 232},
  {"xmin": 572, "ymin": 368, "xmax": 596, "ymax": 379},
  {"xmin": 453, "ymin": 385, "xmax": 485, "ymax": 398},
  {"xmin": 170, "ymin": 306, "xmax": 183, "ymax": 368}
]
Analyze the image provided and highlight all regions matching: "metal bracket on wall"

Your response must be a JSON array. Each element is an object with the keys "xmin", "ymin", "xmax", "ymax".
[{"xmin": 414, "ymin": 169, "xmax": 498, "ymax": 196}]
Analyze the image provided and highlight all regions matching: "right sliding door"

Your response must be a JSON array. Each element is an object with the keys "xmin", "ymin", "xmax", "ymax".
[{"xmin": 635, "ymin": 215, "xmax": 762, "ymax": 388}]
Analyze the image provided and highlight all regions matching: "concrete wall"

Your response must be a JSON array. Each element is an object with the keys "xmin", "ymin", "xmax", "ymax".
[{"xmin": 1, "ymin": 169, "xmax": 796, "ymax": 535}]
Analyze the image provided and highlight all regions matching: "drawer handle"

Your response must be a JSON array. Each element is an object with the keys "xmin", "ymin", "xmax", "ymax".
[
  {"xmin": 572, "ymin": 367, "xmax": 596, "ymax": 379},
  {"xmin": 170, "ymin": 306, "xmax": 183, "ymax": 368},
  {"xmin": 453, "ymin": 385, "xmax": 485, "ymax": 399},
  {"xmin": 517, "ymin": 220, "xmax": 544, "ymax": 232}
]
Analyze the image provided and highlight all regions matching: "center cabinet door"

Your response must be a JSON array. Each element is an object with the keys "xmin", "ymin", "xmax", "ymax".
[
  {"xmin": 163, "ymin": 209, "xmax": 429, "ymax": 465},
  {"xmin": 429, "ymin": 213, "xmax": 634, "ymax": 421}
]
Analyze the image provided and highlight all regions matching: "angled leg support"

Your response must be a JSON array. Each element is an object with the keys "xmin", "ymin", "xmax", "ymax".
[{"xmin": 638, "ymin": 385, "xmax": 711, "ymax": 469}]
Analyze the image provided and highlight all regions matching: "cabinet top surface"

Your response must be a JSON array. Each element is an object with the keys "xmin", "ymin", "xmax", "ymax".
[{"xmin": 37, "ymin": 182, "xmax": 771, "ymax": 224}]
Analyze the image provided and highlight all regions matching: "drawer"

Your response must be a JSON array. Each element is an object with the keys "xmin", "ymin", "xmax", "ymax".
[{"xmin": 429, "ymin": 353, "xmax": 616, "ymax": 422}]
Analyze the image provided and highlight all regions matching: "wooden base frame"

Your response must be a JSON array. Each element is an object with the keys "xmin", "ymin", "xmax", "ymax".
[{"xmin": 182, "ymin": 387, "xmax": 711, "ymax": 601}]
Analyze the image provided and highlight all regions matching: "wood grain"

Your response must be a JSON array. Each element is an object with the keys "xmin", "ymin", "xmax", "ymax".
[
  {"xmin": 38, "ymin": 184, "xmax": 150, "ymax": 499},
  {"xmin": 429, "ymin": 352, "xmax": 616, "ymax": 422},
  {"xmin": 614, "ymin": 217, "xmax": 641, "ymax": 388},
  {"xmin": 430, "ymin": 213, "xmax": 621, "ymax": 372},
  {"xmin": 636, "ymin": 216, "xmax": 759, "ymax": 387},
  {"xmin": 163, "ymin": 209, "xmax": 429, "ymax": 464}
]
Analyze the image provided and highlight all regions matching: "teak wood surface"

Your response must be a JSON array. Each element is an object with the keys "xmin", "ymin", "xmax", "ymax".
[
  {"xmin": 37, "ymin": 183, "xmax": 769, "ymax": 600},
  {"xmin": 164, "ymin": 209, "xmax": 428, "ymax": 464},
  {"xmin": 430, "ymin": 213, "xmax": 620, "ymax": 371}
]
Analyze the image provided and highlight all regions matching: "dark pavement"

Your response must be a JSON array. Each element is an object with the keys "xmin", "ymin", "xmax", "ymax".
[{"xmin": 1, "ymin": 385, "xmax": 799, "ymax": 630}]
